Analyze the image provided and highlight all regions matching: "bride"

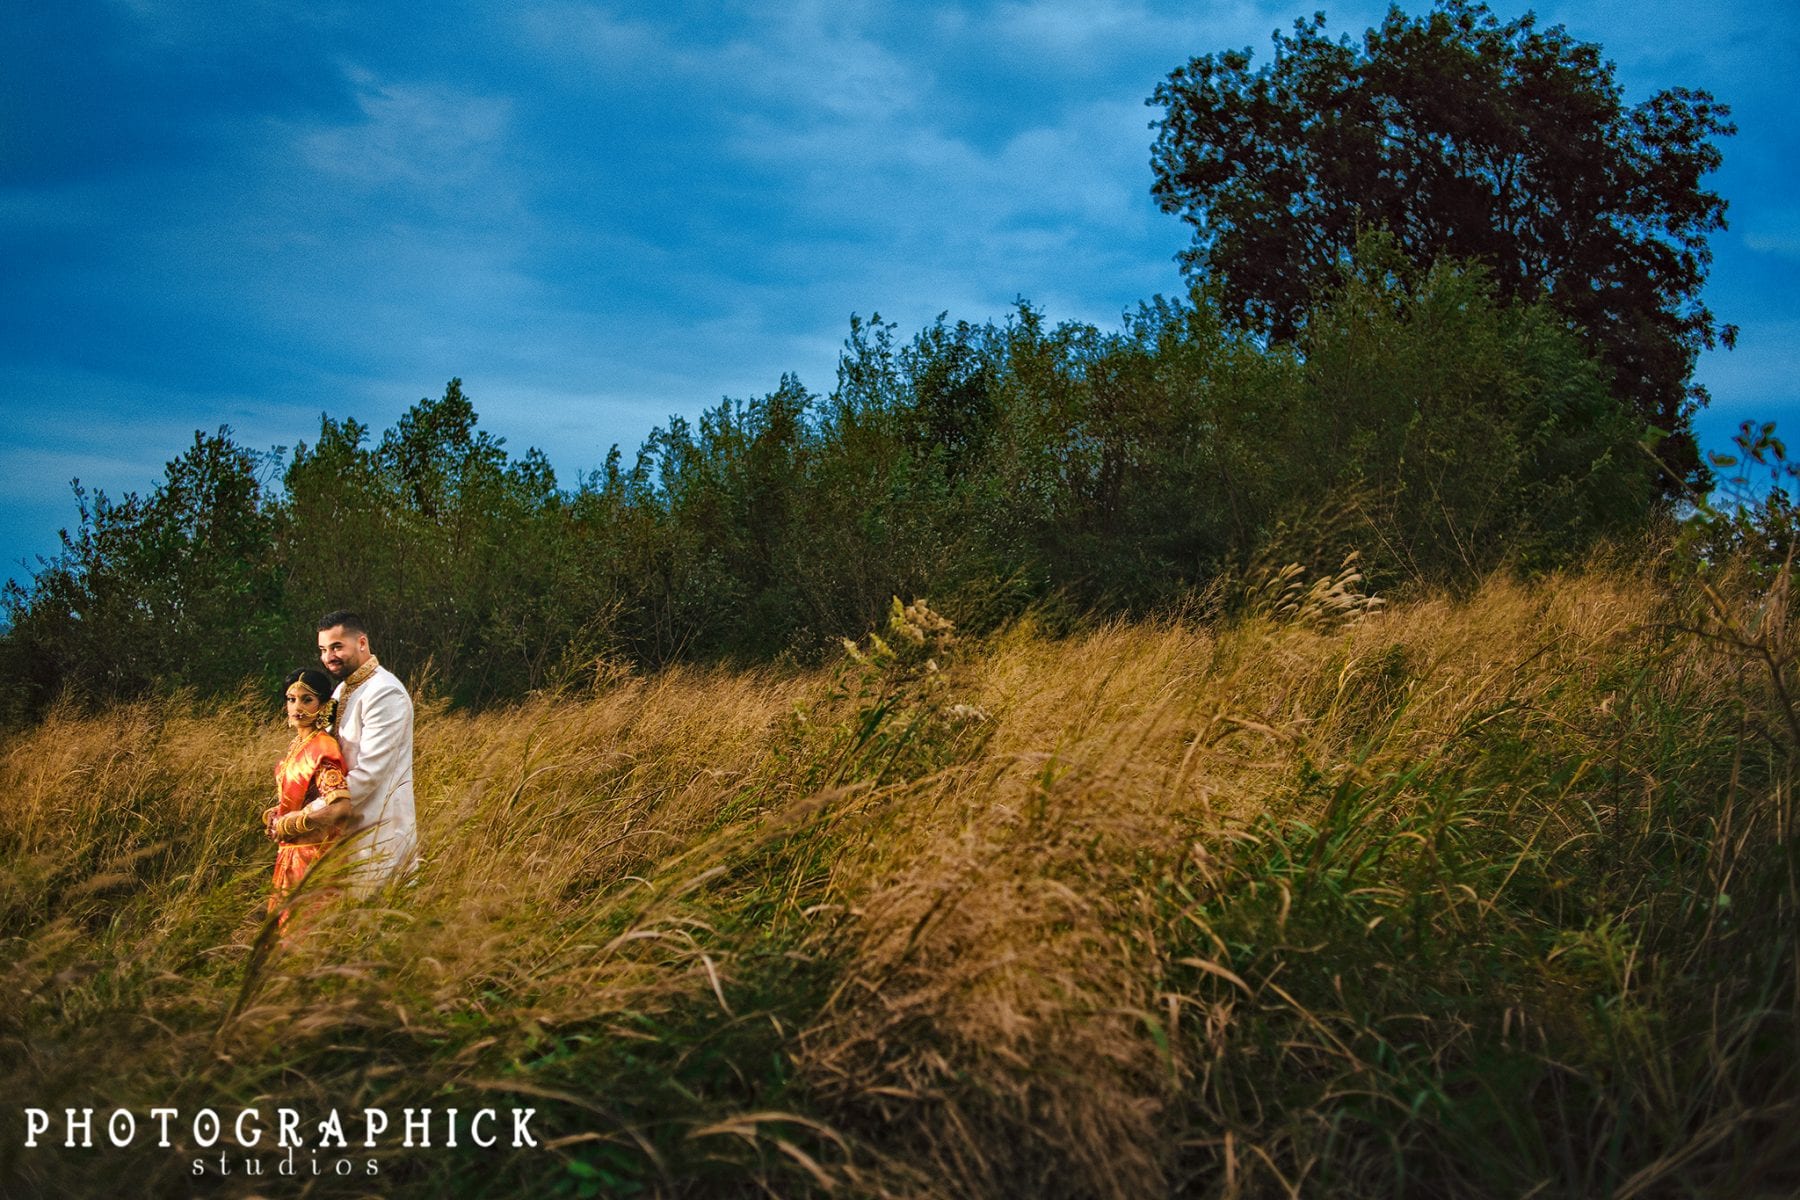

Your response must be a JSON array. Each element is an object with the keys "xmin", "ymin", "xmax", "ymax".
[{"xmin": 261, "ymin": 668, "xmax": 353, "ymax": 926}]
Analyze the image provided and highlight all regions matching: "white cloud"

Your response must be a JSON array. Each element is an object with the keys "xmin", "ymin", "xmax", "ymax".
[
  {"xmin": 987, "ymin": 0, "xmax": 1276, "ymax": 67},
  {"xmin": 298, "ymin": 69, "xmax": 516, "ymax": 190},
  {"xmin": 521, "ymin": 0, "xmax": 930, "ymax": 118},
  {"xmin": 764, "ymin": 3, "xmax": 926, "ymax": 117},
  {"xmin": 499, "ymin": 1, "xmax": 1184, "ymax": 339},
  {"xmin": 724, "ymin": 91, "xmax": 1159, "ymax": 284},
  {"xmin": 0, "ymin": 361, "xmax": 306, "ymax": 503},
  {"xmin": 1743, "ymin": 229, "xmax": 1800, "ymax": 262},
  {"xmin": 518, "ymin": 2, "xmax": 668, "ymax": 67}
]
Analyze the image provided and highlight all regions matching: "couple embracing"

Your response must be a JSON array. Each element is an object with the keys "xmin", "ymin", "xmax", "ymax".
[{"xmin": 262, "ymin": 611, "xmax": 418, "ymax": 927}]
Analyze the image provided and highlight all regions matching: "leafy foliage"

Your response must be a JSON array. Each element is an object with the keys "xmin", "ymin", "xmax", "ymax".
[
  {"xmin": 1294, "ymin": 237, "xmax": 1652, "ymax": 580},
  {"xmin": 1148, "ymin": 0, "xmax": 1736, "ymax": 491},
  {"xmin": 1, "ymin": 252, "xmax": 1659, "ymax": 720},
  {"xmin": 0, "ymin": 430, "xmax": 284, "ymax": 721},
  {"xmin": 1677, "ymin": 419, "xmax": 1800, "ymax": 573}
]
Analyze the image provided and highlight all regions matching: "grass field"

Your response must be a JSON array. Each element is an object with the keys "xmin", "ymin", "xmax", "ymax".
[{"xmin": 2, "ymin": 553, "xmax": 1796, "ymax": 1198}]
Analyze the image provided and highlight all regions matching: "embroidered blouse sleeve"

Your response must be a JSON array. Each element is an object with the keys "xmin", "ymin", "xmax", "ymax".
[{"xmin": 312, "ymin": 736, "xmax": 351, "ymax": 803}]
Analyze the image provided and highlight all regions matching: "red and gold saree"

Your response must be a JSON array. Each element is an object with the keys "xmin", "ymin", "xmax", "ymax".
[{"xmin": 269, "ymin": 729, "xmax": 350, "ymax": 923}]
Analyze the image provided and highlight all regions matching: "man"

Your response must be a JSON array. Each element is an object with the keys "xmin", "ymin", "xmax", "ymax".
[{"xmin": 317, "ymin": 610, "xmax": 418, "ymax": 890}]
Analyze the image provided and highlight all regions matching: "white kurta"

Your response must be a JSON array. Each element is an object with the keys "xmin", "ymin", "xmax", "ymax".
[{"xmin": 333, "ymin": 665, "xmax": 418, "ymax": 890}]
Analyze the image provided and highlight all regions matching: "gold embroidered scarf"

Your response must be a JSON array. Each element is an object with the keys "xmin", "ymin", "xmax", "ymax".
[{"xmin": 332, "ymin": 655, "xmax": 380, "ymax": 729}]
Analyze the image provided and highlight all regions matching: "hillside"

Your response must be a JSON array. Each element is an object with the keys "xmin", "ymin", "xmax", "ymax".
[{"xmin": 3, "ymin": 558, "xmax": 1796, "ymax": 1198}]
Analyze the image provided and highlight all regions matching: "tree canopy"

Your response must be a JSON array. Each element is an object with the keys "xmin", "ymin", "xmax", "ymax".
[
  {"xmin": 0, "ymin": 253, "xmax": 1654, "ymax": 723},
  {"xmin": 1147, "ymin": 0, "xmax": 1735, "ymax": 491}
]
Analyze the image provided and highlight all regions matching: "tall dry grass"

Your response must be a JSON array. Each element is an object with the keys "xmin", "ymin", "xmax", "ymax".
[{"xmin": 1, "ymin": 556, "xmax": 1796, "ymax": 1197}]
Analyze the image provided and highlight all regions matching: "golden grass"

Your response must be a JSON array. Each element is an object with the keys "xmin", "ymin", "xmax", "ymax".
[{"xmin": 1, "ymin": 559, "xmax": 1795, "ymax": 1198}]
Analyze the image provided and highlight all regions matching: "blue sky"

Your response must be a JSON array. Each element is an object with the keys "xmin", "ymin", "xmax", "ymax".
[{"xmin": 3, "ymin": 0, "xmax": 1795, "ymax": 590}]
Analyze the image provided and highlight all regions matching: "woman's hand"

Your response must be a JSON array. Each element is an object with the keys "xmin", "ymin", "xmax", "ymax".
[
  {"xmin": 273, "ymin": 809, "xmax": 307, "ymax": 841},
  {"xmin": 264, "ymin": 796, "xmax": 352, "ymax": 844}
]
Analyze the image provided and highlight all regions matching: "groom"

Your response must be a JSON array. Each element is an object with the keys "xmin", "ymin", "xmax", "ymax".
[{"xmin": 317, "ymin": 610, "xmax": 418, "ymax": 890}]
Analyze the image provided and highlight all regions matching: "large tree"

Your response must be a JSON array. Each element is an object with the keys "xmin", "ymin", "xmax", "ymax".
[
  {"xmin": 0, "ymin": 429, "xmax": 284, "ymax": 717},
  {"xmin": 1148, "ymin": 0, "xmax": 1735, "ymax": 491}
]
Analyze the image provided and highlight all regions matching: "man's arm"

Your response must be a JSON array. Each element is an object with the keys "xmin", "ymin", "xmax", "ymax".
[{"xmin": 344, "ymin": 685, "xmax": 414, "ymax": 828}]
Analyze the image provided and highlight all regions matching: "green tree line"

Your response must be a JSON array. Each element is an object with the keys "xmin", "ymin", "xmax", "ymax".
[{"xmin": 1, "ymin": 245, "xmax": 1655, "ymax": 721}]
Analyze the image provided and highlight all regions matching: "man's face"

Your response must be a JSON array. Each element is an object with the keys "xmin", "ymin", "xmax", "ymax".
[{"xmin": 318, "ymin": 625, "xmax": 371, "ymax": 681}]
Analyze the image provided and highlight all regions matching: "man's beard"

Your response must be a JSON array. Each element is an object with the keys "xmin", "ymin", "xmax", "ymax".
[{"xmin": 325, "ymin": 661, "xmax": 352, "ymax": 680}]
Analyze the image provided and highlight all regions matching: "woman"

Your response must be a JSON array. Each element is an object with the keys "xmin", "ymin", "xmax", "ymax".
[{"xmin": 261, "ymin": 668, "xmax": 353, "ymax": 925}]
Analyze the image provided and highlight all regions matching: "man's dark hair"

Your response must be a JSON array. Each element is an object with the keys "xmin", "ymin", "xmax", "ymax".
[{"xmin": 318, "ymin": 610, "xmax": 368, "ymax": 637}]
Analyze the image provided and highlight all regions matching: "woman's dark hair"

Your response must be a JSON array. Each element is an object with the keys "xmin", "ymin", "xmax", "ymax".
[{"xmin": 282, "ymin": 668, "xmax": 336, "ymax": 705}]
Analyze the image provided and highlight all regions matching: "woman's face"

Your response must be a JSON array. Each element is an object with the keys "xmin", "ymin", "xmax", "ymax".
[{"xmin": 285, "ymin": 685, "xmax": 324, "ymax": 730}]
